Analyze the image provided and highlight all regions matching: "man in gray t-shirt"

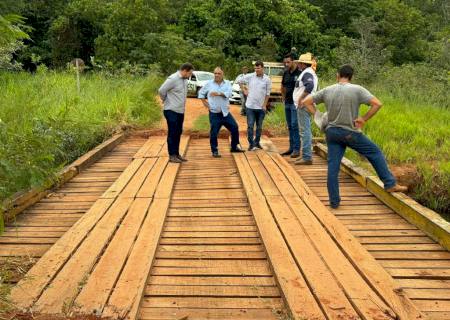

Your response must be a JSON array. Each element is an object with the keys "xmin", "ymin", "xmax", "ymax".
[{"xmin": 301, "ymin": 65, "xmax": 407, "ymax": 209}]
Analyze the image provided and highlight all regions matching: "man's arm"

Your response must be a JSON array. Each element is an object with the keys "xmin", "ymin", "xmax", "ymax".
[
  {"xmin": 281, "ymin": 86, "xmax": 286, "ymax": 102},
  {"xmin": 301, "ymin": 94, "xmax": 316, "ymax": 114},
  {"xmin": 354, "ymin": 96, "xmax": 382, "ymax": 129},
  {"xmin": 198, "ymin": 83, "xmax": 210, "ymax": 109},
  {"xmin": 158, "ymin": 76, "xmax": 176, "ymax": 101},
  {"xmin": 297, "ymin": 73, "xmax": 314, "ymax": 108},
  {"xmin": 263, "ymin": 78, "xmax": 272, "ymax": 111}
]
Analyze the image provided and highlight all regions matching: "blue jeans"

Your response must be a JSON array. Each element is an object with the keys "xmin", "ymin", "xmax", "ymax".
[
  {"xmin": 209, "ymin": 112, "xmax": 240, "ymax": 153},
  {"xmin": 284, "ymin": 103, "xmax": 300, "ymax": 152},
  {"xmin": 326, "ymin": 127, "xmax": 396, "ymax": 207},
  {"xmin": 297, "ymin": 108, "xmax": 312, "ymax": 160},
  {"xmin": 164, "ymin": 110, "xmax": 184, "ymax": 156},
  {"xmin": 246, "ymin": 108, "xmax": 265, "ymax": 147}
]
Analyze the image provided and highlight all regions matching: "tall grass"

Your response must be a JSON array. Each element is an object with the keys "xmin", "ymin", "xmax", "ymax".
[{"xmin": 0, "ymin": 71, "xmax": 162, "ymax": 206}]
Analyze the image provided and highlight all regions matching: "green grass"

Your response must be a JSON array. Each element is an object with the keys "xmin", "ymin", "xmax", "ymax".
[
  {"xmin": 192, "ymin": 114, "xmax": 210, "ymax": 132},
  {"xmin": 0, "ymin": 71, "xmax": 162, "ymax": 215}
]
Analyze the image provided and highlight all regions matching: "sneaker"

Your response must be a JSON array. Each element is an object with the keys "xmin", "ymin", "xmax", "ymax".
[
  {"xmin": 169, "ymin": 155, "xmax": 182, "ymax": 163},
  {"xmin": 248, "ymin": 145, "xmax": 254, "ymax": 151},
  {"xmin": 250, "ymin": 146, "xmax": 259, "ymax": 151},
  {"xmin": 212, "ymin": 152, "xmax": 221, "ymax": 158},
  {"xmin": 290, "ymin": 151, "xmax": 300, "ymax": 158},
  {"xmin": 255, "ymin": 143, "xmax": 263, "ymax": 150},
  {"xmin": 386, "ymin": 184, "xmax": 408, "ymax": 193},
  {"xmin": 177, "ymin": 155, "xmax": 188, "ymax": 162},
  {"xmin": 295, "ymin": 158, "xmax": 313, "ymax": 165},
  {"xmin": 280, "ymin": 150, "xmax": 292, "ymax": 156},
  {"xmin": 230, "ymin": 147, "xmax": 245, "ymax": 153}
]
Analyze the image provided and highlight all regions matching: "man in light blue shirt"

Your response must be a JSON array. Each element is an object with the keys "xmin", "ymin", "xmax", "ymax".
[
  {"xmin": 239, "ymin": 61, "xmax": 272, "ymax": 150},
  {"xmin": 198, "ymin": 67, "xmax": 245, "ymax": 157}
]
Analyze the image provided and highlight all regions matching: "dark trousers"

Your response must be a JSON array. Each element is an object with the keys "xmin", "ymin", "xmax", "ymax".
[
  {"xmin": 209, "ymin": 112, "xmax": 240, "ymax": 153},
  {"xmin": 246, "ymin": 108, "xmax": 265, "ymax": 147},
  {"xmin": 164, "ymin": 110, "xmax": 184, "ymax": 156},
  {"xmin": 326, "ymin": 127, "xmax": 396, "ymax": 207}
]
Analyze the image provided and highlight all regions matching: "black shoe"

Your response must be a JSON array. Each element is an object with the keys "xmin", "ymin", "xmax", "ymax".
[
  {"xmin": 248, "ymin": 145, "xmax": 254, "ymax": 151},
  {"xmin": 177, "ymin": 155, "xmax": 188, "ymax": 162},
  {"xmin": 280, "ymin": 150, "xmax": 292, "ymax": 156},
  {"xmin": 330, "ymin": 203, "xmax": 340, "ymax": 209},
  {"xmin": 290, "ymin": 151, "xmax": 300, "ymax": 158},
  {"xmin": 255, "ymin": 143, "xmax": 263, "ymax": 150},
  {"xmin": 212, "ymin": 152, "xmax": 221, "ymax": 158},
  {"xmin": 169, "ymin": 155, "xmax": 182, "ymax": 163},
  {"xmin": 230, "ymin": 147, "xmax": 245, "ymax": 153}
]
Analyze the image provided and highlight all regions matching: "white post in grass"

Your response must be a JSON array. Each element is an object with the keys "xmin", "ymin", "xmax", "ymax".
[{"xmin": 76, "ymin": 58, "xmax": 81, "ymax": 95}]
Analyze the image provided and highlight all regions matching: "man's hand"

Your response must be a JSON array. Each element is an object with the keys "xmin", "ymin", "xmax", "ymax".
[{"xmin": 353, "ymin": 117, "xmax": 366, "ymax": 129}]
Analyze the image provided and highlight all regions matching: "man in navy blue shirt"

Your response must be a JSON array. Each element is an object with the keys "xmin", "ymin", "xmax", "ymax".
[
  {"xmin": 199, "ymin": 67, "xmax": 245, "ymax": 157},
  {"xmin": 281, "ymin": 53, "xmax": 301, "ymax": 158}
]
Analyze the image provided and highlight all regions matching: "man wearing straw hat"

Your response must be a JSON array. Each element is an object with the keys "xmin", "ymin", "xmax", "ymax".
[{"xmin": 292, "ymin": 52, "xmax": 318, "ymax": 165}]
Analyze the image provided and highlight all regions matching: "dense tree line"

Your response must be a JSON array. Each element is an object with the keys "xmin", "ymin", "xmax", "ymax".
[{"xmin": 0, "ymin": 0, "xmax": 448, "ymax": 77}]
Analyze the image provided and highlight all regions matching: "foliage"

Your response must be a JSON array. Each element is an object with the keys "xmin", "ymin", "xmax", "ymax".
[
  {"xmin": 0, "ymin": 14, "xmax": 29, "ymax": 70},
  {"xmin": 0, "ymin": 71, "xmax": 162, "ymax": 203}
]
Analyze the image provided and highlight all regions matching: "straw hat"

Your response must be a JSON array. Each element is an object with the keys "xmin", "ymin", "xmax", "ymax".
[{"xmin": 297, "ymin": 52, "xmax": 314, "ymax": 64}]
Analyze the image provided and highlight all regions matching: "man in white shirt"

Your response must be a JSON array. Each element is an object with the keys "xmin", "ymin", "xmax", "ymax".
[
  {"xmin": 292, "ymin": 53, "xmax": 318, "ymax": 165},
  {"xmin": 239, "ymin": 61, "xmax": 272, "ymax": 151}
]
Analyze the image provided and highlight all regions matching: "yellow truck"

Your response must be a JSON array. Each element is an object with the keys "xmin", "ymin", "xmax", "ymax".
[{"xmin": 263, "ymin": 61, "xmax": 285, "ymax": 101}]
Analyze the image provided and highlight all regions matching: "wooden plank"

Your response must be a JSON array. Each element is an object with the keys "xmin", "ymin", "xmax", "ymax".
[
  {"xmin": 101, "ymin": 159, "xmax": 145, "ymax": 198},
  {"xmin": 151, "ymin": 266, "xmax": 272, "ymax": 276},
  {"xmin": 102, "ymin": 198, "xmax": 171, "ymax": 320},
  {"xmin": 256, "ymin": 152, "xmax": 392, "ymax": 319},
  {"xmin": 232, "ymin": 153, "xmax": 325, "ymax": 320},
  {"xmin": 413, "ymin": 300, "xmax": 450, "ymax": 312},
  {"xmin": 147, "ymin": 276, "xmax": 276, "ymax": 287},
  {"xmin": 133, "ymin": 138, "xmax": 155, "ymax": 159},
  {"xmin": 33, "ymin": 198, "xmax": 134, "ymax": 314},
  {"xmin": 120, "ymin": 158, "xmax": 158, "ymax": 198},
  {"xmin": 268, "ymin": 151, "xmax": 426, "ymax": 320},
  {"xmin": 154, "ymin": 163, "xmax": 180, "ymax": 199},
  {"xmin": 140, "ymin": 297, "xmax": 283, "ymax": 309},
  {"xmin": 144, "ymin": 285, "xmax": 280, "ymax": 297},
  {"xmin": 136, "ymin": 157, "xmax": 169, "ymax": 198},
  {"xmin": 404, "ymin": 288, "xmax": 450, "ymax": 300},
  {"xmin": 268, "ymin": 196, "xmax": 365, "ymax": 316},
  {"xmin": 139, "ymin": 307, "xmax": 280, "ymax": 320},
  {"xmin": 155, "ymin": 251, "xmax": 267, "ymax": 260},
  {"xmin": 9, "ymin": 198, "xmax": 115, "ymax": 310},
  {"xmin": 74, "ymin": 197, "xmax": 153, "ymax": 314},
  {"xmin": 397, "ymin": 279, "xmax": 450, "ymax": 289}
]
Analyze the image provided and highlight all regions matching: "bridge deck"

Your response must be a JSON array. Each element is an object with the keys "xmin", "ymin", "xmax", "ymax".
[{"xmin": 2, "ymin": 135, "xmax": 448, "ymax": 319}]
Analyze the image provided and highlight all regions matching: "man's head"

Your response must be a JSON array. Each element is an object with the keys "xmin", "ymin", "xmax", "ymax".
[
  {"xmin": 241, "ymin": 66, "xmax": 248, "ymax": 74},
  {"xmin": 297, "ymin": 53, "xmax": 313, "ymax": 71},
  {"xmin": 213, "ymin": 66, "xmax": 224, "ymax": 83},
  {"xmin": 254, "ymin": 60, "xmax": 264, "ymax": 77},
  {"xmin": 337, "ymin": 64, "xmax": 354, "ymax": 81},
  {"xmin": 179, "ymin": 63, "xmax": 194, "ymax": 79},
  {"xmin": 284, "ymin": 53, "xmax": 296, "ymax": 71}
]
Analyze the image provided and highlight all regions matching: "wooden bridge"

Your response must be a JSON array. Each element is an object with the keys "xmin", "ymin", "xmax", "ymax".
[{"xmin": 2, "ymin": 134, "xmax": 449, "ymax": 320}]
